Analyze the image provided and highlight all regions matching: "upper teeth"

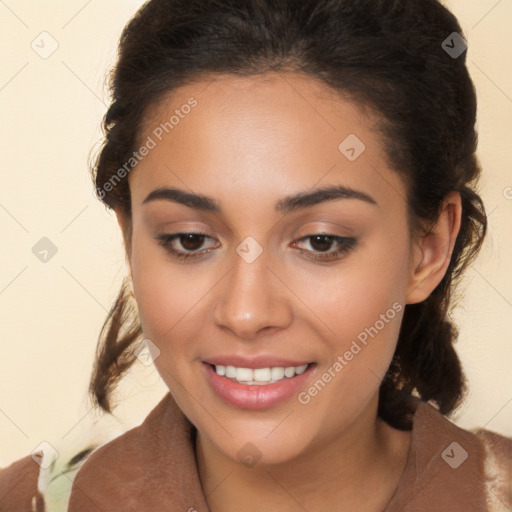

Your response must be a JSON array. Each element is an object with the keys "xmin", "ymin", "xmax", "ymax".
[{"xmin": 214, "ymin": 364, "xmax": 308, "ymax": 385}]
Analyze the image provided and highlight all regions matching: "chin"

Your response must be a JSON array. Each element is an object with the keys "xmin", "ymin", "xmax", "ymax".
[{"xmin": 219, "ymin": 435, "xmax": 309, "ymax": 468}]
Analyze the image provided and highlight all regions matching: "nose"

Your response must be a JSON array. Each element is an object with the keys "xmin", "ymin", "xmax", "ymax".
[{"xmin": 213, "ymin": 250, "xmax": 293, "ymax": 340}]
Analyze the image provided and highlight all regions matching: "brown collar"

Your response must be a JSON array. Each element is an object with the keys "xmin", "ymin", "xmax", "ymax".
[{"xmin": 67, "ymin": 392, "xmax": 511, "ymax": 512}]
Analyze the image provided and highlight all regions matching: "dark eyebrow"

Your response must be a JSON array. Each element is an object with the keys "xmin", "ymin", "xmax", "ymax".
[
  {"xmin": 275, "ymin": 185, "xmax": 377, "ymax": 213},
  {"xmin": 143, "ymin": 187, "xmax": 220, "ymax": 212},
  {"xmin": 142, "ymin": 185, "xmax": 377, "ymax": 213}
]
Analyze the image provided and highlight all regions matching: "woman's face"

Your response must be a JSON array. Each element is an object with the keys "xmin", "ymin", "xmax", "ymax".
[{"xmin": 123, "ymin": 72, "xmax": 419, "ymax": 465}]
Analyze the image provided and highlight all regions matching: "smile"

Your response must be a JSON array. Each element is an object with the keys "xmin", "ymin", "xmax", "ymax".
[
  {"xmin": 212, "ymin": 363, "xmax": 309, "ymax": 385},
  {"xmin": 202, "ymin": 361, "xmax": 316, "ymax": 409}
]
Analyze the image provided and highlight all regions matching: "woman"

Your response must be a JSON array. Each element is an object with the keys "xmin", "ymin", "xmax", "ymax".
[{"xmin": 1, "ymin": 0, "xmax": 510, "ymax": 510}]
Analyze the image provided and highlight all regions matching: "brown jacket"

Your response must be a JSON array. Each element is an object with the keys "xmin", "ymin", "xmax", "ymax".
[{"xmin": 1, "ymin": 392, "xmax": 511, "ymax": 511}]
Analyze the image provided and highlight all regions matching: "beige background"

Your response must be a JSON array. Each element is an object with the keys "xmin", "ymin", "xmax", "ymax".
[{"xmin": 0, "ymin": 0, "xmax": 511, "ymax": 465}]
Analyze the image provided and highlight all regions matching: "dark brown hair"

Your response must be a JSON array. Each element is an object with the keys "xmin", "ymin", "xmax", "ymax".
[{"xmin": 88, "ymin": 0, "xmax": 487, "ymax": 429}]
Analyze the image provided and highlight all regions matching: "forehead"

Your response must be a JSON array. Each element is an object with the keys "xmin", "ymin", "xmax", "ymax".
[
  {"xmin": 141, "ymin": 71, "xmax": 370, "ymax": 147},
  {"xmin": 130, "ymin": 72, "xmax": 405, "ymax": 213}
]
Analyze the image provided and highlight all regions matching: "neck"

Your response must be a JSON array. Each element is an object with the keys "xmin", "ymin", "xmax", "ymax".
[{"xmin": 195, "ymin": 395, "xmax": 412, "ymax": 512}]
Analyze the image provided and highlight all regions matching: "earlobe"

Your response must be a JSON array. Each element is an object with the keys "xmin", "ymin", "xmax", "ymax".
[{"xmin": 406, "ymin": 191, "xmax": 462, "ymax": 304}]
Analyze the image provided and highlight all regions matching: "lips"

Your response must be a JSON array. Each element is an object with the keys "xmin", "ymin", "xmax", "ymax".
[{"xmin": 201, "ymin": 358, "xmax": 316, "ymax": 410}]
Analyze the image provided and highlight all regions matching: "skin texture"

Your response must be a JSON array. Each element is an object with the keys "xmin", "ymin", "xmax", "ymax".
[{"xmin": 115, "ymin": 72, "xmax": 462, "ymax": 512}]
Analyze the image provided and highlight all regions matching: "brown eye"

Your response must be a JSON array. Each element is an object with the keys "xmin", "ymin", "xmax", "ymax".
[
  {"xmin": 155, "ymin": 232, "xmax": 218, "ymax": 260},
  {"xmin": 292, "ymin": 234, "xmax": 358, "ymax": 262},
  {"xmin": 179, "ymin": 233, "xmax": 206, "ymax": 251},
  {"xmin": 308, "ymin": 235, "xmax": 335, "ymax": 252}
]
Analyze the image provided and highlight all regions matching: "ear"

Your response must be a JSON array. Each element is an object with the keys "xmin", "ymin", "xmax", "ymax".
[
  {"xmin": 114, "ymin": 208, "xmax": 132, "ymax": 268},
  {"xmin": 406, "ymin": 191, "xmax": 462, "ymax": 304}
]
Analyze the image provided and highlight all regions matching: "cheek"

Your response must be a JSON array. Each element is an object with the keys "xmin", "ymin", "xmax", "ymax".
[
  {"xmin": 291, "ymin": 232, "xmax": 409, "ymax": 409},
  {"xmin": 291, "ymin": 229, "xmax": 410, "ymax": 342},
  {"xmin": 129, "ymin": 232, "xmax": 209, "ymax": 357}
]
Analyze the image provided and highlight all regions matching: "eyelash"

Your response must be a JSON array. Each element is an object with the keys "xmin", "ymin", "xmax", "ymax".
[{"xmin": 155, "ymin": 232, "xmax": 357, "ymax": 262}]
